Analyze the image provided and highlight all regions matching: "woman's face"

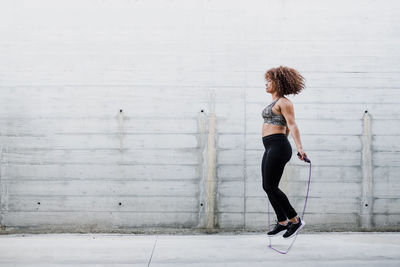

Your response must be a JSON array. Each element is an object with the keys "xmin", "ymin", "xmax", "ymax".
[{"xmin": 265, "ymin": 77, "xmax": 275, "ymax": 94}]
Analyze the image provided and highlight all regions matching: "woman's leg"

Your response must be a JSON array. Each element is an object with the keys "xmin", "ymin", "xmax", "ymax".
[
  {"xmin": 262, "ymin": 140, "xmax": 297, "ymax": 221},
  {"xmin": 262, "ymin": 148, "xmax": 288, "ymax": 222}
]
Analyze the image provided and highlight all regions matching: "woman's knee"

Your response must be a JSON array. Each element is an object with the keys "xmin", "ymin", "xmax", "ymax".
[{"xmin": 262, "ymin": 184, "xmax": 277, "ymax": 195}]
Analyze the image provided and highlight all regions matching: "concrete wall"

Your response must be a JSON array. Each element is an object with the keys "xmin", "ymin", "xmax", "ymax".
[{"xmin": 0, "ymin": 0, "xmax": 399, "ymax": 233}]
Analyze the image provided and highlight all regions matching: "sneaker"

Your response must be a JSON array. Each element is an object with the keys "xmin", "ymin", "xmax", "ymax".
[
  {"xmin": 283, "ymin": 217, "xmax": 306, "ymax": 239},
  {"xmin": 267, "ymin": 221, "xmax": 290, "ymax": 237}
]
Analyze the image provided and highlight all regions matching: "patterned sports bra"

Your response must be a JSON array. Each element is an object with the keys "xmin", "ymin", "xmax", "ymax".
[{"xmin": 261, "ymin": 97, "xmax": 287, "ymax": 126}]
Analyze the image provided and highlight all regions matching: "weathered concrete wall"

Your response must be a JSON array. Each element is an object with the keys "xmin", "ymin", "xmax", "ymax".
[{"xmin": 0, "ymin": 0, "xmax": 399, "ymax": 233}]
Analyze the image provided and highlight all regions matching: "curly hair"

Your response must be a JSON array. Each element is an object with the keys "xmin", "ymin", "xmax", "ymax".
[{"xmin": 265, "ymin": 66, "xmax": 305, "ymax": 97}]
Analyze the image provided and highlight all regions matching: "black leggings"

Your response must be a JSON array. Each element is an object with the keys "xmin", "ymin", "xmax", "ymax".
[{"xmin": 261, "ymin": 133, "xmax": 297, "ymax": 222}]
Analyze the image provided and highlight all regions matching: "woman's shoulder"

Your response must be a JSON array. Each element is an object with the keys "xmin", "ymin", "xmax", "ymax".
[
  {"xmin": 277, "ymin": 97, "xmax": 294, "ymax": 110},
  {"xmin": 278, "ymin": 96, "xmax": 292, "ymax": 105}
]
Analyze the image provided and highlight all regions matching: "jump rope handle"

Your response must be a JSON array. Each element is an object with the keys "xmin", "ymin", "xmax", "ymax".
[{"xmin": 297, "ymin": 152, "xmax": 311, "ymax": 163}]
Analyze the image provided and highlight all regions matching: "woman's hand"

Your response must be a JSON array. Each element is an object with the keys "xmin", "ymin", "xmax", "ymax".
[{"xmin": 297, "ymin": 149, "xmax": 307, "ymax": 162}]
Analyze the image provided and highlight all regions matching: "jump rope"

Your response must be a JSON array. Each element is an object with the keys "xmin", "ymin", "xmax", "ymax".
[{"xmin": 267, "ymin": 153, "xmax": 312, "ymax": 254}]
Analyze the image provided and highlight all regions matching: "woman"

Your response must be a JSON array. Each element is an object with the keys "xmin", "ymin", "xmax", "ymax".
[{"xmin": 261, "ymin": 66, "xmax": 307, "ymax": 239}]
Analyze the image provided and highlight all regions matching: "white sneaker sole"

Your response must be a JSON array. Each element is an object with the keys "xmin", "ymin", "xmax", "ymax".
[{"xmin": 283, "ymin": 220, "xmax": 306, "ymax": 239}]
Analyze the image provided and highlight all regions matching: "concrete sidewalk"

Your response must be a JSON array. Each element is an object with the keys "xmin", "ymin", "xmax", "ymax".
[{"xmin": 0, "ymin": 232, "xmax": 399, "ymax": 266}]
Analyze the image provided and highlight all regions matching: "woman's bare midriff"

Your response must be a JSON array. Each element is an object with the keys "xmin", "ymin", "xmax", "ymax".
[{"xmin": 262, "ymin": 123, "xmax": 286, "ymax": 138}]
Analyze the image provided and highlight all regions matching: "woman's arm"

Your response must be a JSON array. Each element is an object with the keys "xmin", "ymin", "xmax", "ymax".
[{"xmin": 280, "ymin": 99, "xmax": 307, "ymax": 161}]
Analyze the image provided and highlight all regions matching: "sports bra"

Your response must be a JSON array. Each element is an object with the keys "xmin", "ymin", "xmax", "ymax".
[{"xmin": 261, "ymin": 97, "xmax": 287, "ymax": 126}]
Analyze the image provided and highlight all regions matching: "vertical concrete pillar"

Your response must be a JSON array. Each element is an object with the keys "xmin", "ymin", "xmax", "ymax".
[
  {"xmin": 197, "ymin": 90, "xmax": 217, "ymax": 230},
  {"xmin": 361, "ymin": 110, "xmax": 373, "ymax": 229}
]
